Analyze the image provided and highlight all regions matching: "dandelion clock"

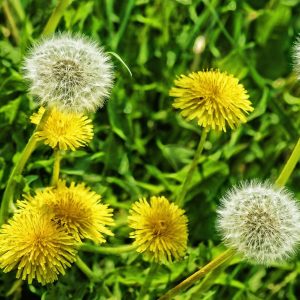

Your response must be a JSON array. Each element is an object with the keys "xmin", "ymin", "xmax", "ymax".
[{"xmin": 23, "ymin": 33, "xmax": 114, "ymax": 113}]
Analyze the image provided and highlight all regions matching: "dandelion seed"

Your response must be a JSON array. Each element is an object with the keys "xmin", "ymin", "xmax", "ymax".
[
  {"xmin": 30, "ymin": 107, "xmax": 93, "ymax": 151},
  {"xmin": 18, "ymin": 180, "xmax": 114, "ymax": 244},
  {"xmin": 169, "ymin": 70, "xmax": 253, "ymax": 131},
  {"xmin": 0, "ymin": 211, "xmax": 78, "ymax": 285},
  {"xmin": 217, "ymin": 181, "xmax": 300, "ymax": 265},
  {"xmin": 128, "ymin": 196, "xmax": 188, "ymax": 263},
  {"xmin": 23, "ymin": 33, "xmax": 114, "ymax": 113}
]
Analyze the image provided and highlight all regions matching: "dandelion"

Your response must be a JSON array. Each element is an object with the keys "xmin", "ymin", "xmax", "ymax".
[
  {"xmin": 30, "ymin": 107, "xmax": 93, "ymax": 151},
  {"xmin": 169, "ymin": 70, "xmax": 253, "ymax": 131},
  {"xmin": 18, "ymin": 180, "xmax": 114, "ymax": 243},
  {"xmin": 0, "ymin": 211, "xmax": 78, "ymax": 285},
  {"xmin": 128, "ymin": 196, "xmax": 188, "ymax": 263},
  {"xmin": 217, "ymin": 181, "xmax": 300, "ymax": 264},
  {"xmin": 23, "ymin": 33, "xmax": 114, "ymax": 113}
]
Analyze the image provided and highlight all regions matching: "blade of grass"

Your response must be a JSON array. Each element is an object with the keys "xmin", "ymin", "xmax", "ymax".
[
  {"xmin": 2, "ymin": 0, "xmax": 20, "ymax": 44},
  {"xmin": 111, "ymin": 0, "xmax": 135, "ymax": 50}
]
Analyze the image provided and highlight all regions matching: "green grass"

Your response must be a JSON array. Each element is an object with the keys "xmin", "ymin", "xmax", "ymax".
[{"xmin": 0, "ymin": 0, "xmax": 300, "ymax": 299}]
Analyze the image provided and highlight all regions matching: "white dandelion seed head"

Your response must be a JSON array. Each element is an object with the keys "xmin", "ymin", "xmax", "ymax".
[
  {"xmin": 23, "ymin": 33, "xmax": 114, "ymax": 113},
  {"xmin": 217, "ymin": 181, "xmax": 300, "ymax": 265}
]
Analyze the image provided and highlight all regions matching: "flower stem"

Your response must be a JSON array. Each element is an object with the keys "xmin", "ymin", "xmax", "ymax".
[
  {"xmin": 80, "ymin": 243, "xmax": 136, "ymax": 255},
  {"xmin": 138, "ymin": 262, "xmax": 159, "ymax": 300},
  {"xmin": 275, "ymin": 137, "xmax": 300, "ymax": 187},
  {"xmin": 75, "ymin": 256, "xmax": 99, "ymax": 282},
  {"xmin": 176, "ymin": 130, "xmax": 208, "ymax": 207},
  {"xmin": 8, "ymin": 0, "xmax": 25, "ymax": 22},
  {"xmin": 2, "ymin": 0, "xmax": 20, "ymax": 45},
  {"xmin": 0, "ymin": 134, "xmax": 38, "ymax": 224},
  {"xmin": 42, "ymin": 0, "xmax": 73, "ymax": 36},
  {"xmin": 0, "ymin": 110, "xmax": 49, "ymax": 225},
  {"xmin": 51, "ymin": 148, "xmax": 61, "ymax": 186},
  {"xmin": 158, "ymin": 248, "xmax": 236, "ymax": 300}
]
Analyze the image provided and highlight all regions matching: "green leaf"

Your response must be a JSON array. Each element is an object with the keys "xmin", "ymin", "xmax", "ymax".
[{"xmin": 0, "ymin": 97, "xmax": 21, "ymax": 124}]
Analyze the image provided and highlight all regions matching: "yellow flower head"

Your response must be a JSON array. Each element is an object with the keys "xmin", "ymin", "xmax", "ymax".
[
  {"xmin": 128, "ymin": 196, "xmax": 188, "ymax": 263},
  {"xmin": 30, "ymin": 107, "xmax": 93, "ymax": 150},
  {"xmin": 18, "ymin": 180, "xmax": 114, "ymax": 244},
  {"xmin": 169, "ymin": 70, "xmax": 253, "ymax": 132},
  {"xmin": 0, "ymin": 211, "xmax": 78, "ymax": 285}
]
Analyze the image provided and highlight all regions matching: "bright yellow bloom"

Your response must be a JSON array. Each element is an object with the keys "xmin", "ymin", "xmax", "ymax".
[
  {"xmin": 169, "ymin": 70, "xmax": 253, "ymax": 132},
  {"xmin": 128, "ymin": 196, "xmax": 188, "ymax": 263},
  {"xmin": 0, "ymin": 211, "xmax": 78, "ymax": 285},
  {"xmin": 30, "ymin": 107, "xmax": 93, "ymax": 150},
  {"xmin": 18, "ymin": 180, "xmax": 114, "ymax": 244}
]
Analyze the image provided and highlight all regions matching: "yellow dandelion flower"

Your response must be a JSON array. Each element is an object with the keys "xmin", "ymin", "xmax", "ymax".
[
  {"xmin": 30, "ymin": 107, "xmax": 93, "ymax": 150},
  {"xmin": 169, "ymin": 70, "xmax": 254, "ymax": 132},
  {"xmin": 128, "ymin": 196, "xmax": 188, "ymax": 263},
  {"xmin": 0, "ymin": 211, "xmax": 78, "ymax": 285},
  {"xmin": 18, "ymin": 180, "xmax": 114, "ymax": 244}
]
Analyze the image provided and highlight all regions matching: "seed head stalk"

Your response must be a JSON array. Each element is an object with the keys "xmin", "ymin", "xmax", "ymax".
[
  {"xmin": 176, "ymin": 130, "xmax": 208, "ymax": 207},
  {"xmin": 0, "ymin": 109, "xmax": 50, "ymax": 225},
  {"xmin": 275, "ymin": 137, "xmax": 300, "ymax": 187}
]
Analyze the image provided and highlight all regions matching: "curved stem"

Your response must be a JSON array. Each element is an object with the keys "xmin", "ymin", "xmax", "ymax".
[
  {"xmin": 51, "ymin": 148, "xmax": 61, "ymax": 186},
  {"xmin": 190, "ymin": 253, "xmax": 233, "ymax": 298},
  {"xmin": 138, "ymin": 262, "xmax": 159, "ymax": 300},
  {"xmin": 42, "ymin": 0, "xmax": 73, "ymax": 36},
  {"xmin": 275, "ymin": 137, "xmax": 300, "ymax": 187},
  {"xmin": 75, "ymin": 256, "xmax": 99, "ymax": 282},
  {"xmin": 0, "ymin": 109, "xmax": 49, "ymax": 225},
  {"xmin": 0, "ymin": 134, "xmax": 38, "ymax": 224},
  {"xmin": 80, "ymin": 243, "xmax": 136, "ymax": 255},
  {"xmin": 158, "ymin": 248, "xmax": 236, "ymax": 300},
  {"xmin": 176, "ymin": 130, "xmax": 208, "ymax": 207}
]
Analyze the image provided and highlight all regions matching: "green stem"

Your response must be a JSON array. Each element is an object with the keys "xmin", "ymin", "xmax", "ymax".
[
  {"xmin": 8, "ymin": 0, "xmax": 25, "ymax": 21},
  {"xmin": 3, "ymin": 0, "xmax": 20, "ymax": 44},
  {"xmin": 138, "ymin": 262, "xmax": 159, "ymax": 300},
  {"xmin": 5, "ymin": 279, "xmax": 23, "ymax": 298},
  {"xmin": 275, "ymin": 137, "xmax": 300, "ymax": 187},
  {"xmin": 190, "ymin": 253, "xmax": 233, "ymax": 298},
  {"xmin": 176, "ymin": 130, "xmax": 208, "ymax": 207},
  {"xmin": 75, "ymin": 256, "xmax": 99, "ymax": 282},
  {"xmin": 51, "ymin": 148, "xmax": 61, "ymax": 186},
  {"xmin": 42, "ymin": 0, "xmax": 73, "ymax": 36},
  {"xmin": 158, "ymin": 248, "xmax": 236, "ymax": 300},
  {"xmin": 0, "ymin": 134, "xmax": 38, "ymax": 224},
  {"xmin": 80, "ymin": 243, "xmax": 136, "ymax": 255},
  {"xmin": 0, "ymin": 109, "xmax": 49, "ymax": 225}
]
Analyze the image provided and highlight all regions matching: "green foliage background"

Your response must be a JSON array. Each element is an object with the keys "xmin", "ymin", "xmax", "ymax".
[{"xmin": 0, "ymin": 0, "xmax": 300, "ymax": 299}]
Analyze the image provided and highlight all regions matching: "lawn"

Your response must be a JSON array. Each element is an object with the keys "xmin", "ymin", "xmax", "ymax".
[{"xmin": 0, "ymin": 0, "xmax": 300, "ymax": 299}]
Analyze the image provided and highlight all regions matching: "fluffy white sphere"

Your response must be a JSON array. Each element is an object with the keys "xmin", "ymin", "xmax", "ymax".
[
  {"xmin": 217, "ymin": 181, "xmax": 300, "ymax": 265},
  {"xmin": 23, "ymin": 33, "xmax": 114, "ymax": 113}
]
